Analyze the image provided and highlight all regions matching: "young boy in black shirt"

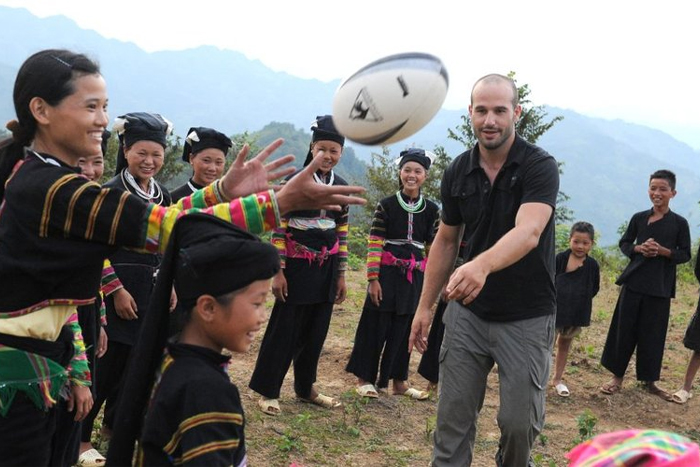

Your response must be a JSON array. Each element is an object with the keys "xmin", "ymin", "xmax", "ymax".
[{"xmin": 600, "ymin": 169, "xmax": 691, "ymax": 400}]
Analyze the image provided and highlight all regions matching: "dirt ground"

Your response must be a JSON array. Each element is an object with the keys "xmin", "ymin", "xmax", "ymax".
[{"xmin": 229, "ymin": 269, "xmax": 700, "ymax": 466}]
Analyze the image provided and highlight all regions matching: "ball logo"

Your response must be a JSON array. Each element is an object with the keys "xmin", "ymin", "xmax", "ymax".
[
  {"xmin": 396, "ymin": 75, "xmax": 409, "ymax": 97},
  {"xmin": 349, "ymin": 88, "xmax": 383, "ymax": 122}
]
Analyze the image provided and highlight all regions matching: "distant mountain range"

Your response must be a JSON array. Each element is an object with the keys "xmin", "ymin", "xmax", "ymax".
[{"xmin": 2, "ymin": 5, "xmax": 700, "ymax": 246}]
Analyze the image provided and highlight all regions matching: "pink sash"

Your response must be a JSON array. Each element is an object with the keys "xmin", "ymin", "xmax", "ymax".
[
  {"xmin": 380, "ymin": 251, "xmax": 427, "ymax": 284},
  {"xmin": 285, "ymin": 235, "xmax": 339, "ymax": 267}
]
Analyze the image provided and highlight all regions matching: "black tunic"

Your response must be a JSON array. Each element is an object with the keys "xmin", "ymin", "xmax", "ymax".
[
  {"xmin": 365, "ymin": 193, "xmax": 440, "ymax": 315},
  {"xmin": 276, "ymin": 171, "xmax": 349, "ymax": 305},
  {"xmin": 170, "ymin": 178, "xmax": 204, "ymax": 203},
  {"xmin": 554, "ymin": 250, "xmax": 600, "ymax": 328},
  {"xmin": 615, "ymin": 208, "xmax": 691, "ymax": 298},
  {"xmin": 103, "ymin": 173, "xmax": 172, "ymax": 345},
  {"xmin": 138, "ymin": 343, "xmax": 246, "ymax": 467}
]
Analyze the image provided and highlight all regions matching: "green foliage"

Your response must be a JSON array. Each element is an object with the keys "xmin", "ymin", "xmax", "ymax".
[
  {"xmin": 573, "ymin": 409, "xmax": 598, "ymax": 445},
  {"xmin": 346, "ymin": 225, "xmax": 368, "ymax": 266},
  {"xmin": 447, "ymin": 71, "xmax": 571, "ymax": 224}
]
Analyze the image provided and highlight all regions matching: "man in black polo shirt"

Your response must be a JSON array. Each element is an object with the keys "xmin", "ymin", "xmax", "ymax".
[{"xmin": 409, "ymin": 74, "xmax": 559, "ymax": 466}]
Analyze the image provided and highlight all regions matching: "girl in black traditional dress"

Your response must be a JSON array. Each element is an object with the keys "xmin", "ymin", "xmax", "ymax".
[
  {"xmin": 171, "ymin": 127, "xmax": 231, "ymax": 202},
  {"xmin": 347, "ymin": 148, "xmax": 440, "ymax": 400},
  {"xmin": 249, "ymin": 115, "xmax": 349, "ymax": 416},
  {"xmin": 82, "ymin": 111, "xmax": 175, "ymax": 455}
]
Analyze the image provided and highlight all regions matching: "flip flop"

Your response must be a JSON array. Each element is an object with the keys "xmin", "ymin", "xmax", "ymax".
[
  {"xmin": 671, "ymin": 389, "xmax": 693, "ymax": 404},
  {"xmin": 299, "ymin": 393, "xmax": 342, "ymax": 409},
  {"xmin": 258, "ymin": 397, "xmax": 281, "ymax": 416},
  {"xmin": 77, "ymin": 448, "xmax": 106, "ymax": 467},
  {"xmin": 644, "ymin": 383, "xmax": 673, "ymax": 401},
  {"xmin": 600, "ymin": 382, "xmax": 621, "ymax": 395},
  {"xmin": 397, "ymin": 387, "xmax": 430, "ymax": 400},
  {"xmin": 555, "ymin": 383, "xmax": 570, "ymax": 397},
  {"xmin": 356, "ymin": 384, "xmax": 379, "ymax": 398}
]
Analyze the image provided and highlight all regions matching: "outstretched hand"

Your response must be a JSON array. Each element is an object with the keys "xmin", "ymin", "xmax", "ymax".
[
  {"xmin": 275, "ymin": 154, "xmax": 366, "ymax": 215},
  {"xmin": 220, "ymin": 138, "xmax": 296, "ymax": 200}
]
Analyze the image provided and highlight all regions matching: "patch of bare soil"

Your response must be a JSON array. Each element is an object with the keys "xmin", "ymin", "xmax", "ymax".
[{"xmin": 229, "ymin": 270, "xmax": 700, "ymax": 466}]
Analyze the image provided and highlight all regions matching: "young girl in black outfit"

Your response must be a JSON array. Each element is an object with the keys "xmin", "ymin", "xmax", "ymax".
[
  {"xmin": 347, "ymin": 148, "xmax": 439, "ymax": 400},
  {"xmin": 551, "ymin": 221, "xmax": 600, "ymax": 398}
]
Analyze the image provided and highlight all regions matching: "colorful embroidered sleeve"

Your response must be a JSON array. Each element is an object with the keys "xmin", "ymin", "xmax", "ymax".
[
  {"xmin": 366, "ymin": 202, "xmax": 387, "ymax": 281},
  {"xmin": 336, "ymin": 205, "xmax": 350, "ymax": 272},
  {"xmin": 99, "ymin": 292, "xmax": 107, "ymax": 327},
  {"xmin": 271, "ymin": 217, "xmax": 289, "ymax": 269},
  {"xmin": 101, "ymin": 258, "xmax": 123, "ymax": 296},
  {"xmin": 38, "ymin": 176, "xmax": 279, "ymax": 254},
  {"xmin": 141, "ymin": 188, "xmax": 280, "ymax": 254},
  {"xmin": 66, "ymin": 310, "xmax": 91, "ymax": 386}
]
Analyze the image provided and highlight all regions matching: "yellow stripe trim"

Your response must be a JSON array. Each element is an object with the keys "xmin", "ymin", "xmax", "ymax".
[
  {"xmin": 41, "ymin": 174, "xmax": 79, "ymax": 237},
  {"xmin": 164, "ymin": 411, "xmax": 243, "ymax": 454},
  {"xmin": 85, "ymin": 188, "xmax": 108, "ymax": 240},
  {"xmin": 176, "ymin": 439, "xmax": 240, "ymax": 465},
  {"xmin": 109, "ymin": 191, "xmax": 130, "ymax": 245}
]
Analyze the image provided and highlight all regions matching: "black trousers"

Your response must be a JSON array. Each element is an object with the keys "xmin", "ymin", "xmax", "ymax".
[
  {"xmin": 249, "ymin": 301, "xmax": 334, "ymax": 399},
  {"xmin": 346, "ymin": 308, "xmax": 412, "ymax": 388},
  {"xmin": 601, "ymin": 286, "xmax": 670, "ymax": 381},
  {"xmin": 0, "ymin": 393, "xmax": 58, "ymax": 466},
  {"xmin": 82, "ymin": 341, "xmax": 131, "ymax": 441},
  {"xmin": 417, "ymin": 298, "xmax": 447, "ymax": 384}
]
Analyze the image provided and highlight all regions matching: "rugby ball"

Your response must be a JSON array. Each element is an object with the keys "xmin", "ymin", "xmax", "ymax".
[{"xmin": 332, "ymin": 52, "xmax": 449, "ymax": 146}]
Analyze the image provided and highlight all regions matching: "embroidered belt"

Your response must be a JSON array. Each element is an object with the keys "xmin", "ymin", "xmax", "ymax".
[
  {"xmin": 380, "ymin": 251, "xmax": 427, "ymax": 284},
  {"xmin": 285, "ymin": 236, "xmax": 339, "ymax": 266}
]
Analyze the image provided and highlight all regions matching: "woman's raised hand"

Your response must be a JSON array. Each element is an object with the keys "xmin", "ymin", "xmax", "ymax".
[
  {"xmin": 220, "ymin": 138, "xmax": 296, "ymax": 200},
  {"xmin": 275, "ymin": 153, "xmax": 366, "ymax": 215}
]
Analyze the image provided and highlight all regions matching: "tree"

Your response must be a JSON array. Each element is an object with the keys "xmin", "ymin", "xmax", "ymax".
[{"xmin": 448, "ymin": 71, "xmax": 572, "ymax": 223}]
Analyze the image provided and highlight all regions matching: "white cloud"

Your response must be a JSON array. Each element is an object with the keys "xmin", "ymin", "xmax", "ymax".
[{"xmin": 1, "ymin": 0, "xmax": 698, "ymax": 147}]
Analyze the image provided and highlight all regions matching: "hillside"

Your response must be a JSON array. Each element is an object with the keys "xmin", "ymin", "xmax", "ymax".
[{"xmin": 2, "ymin": 5, "xmax": 700, "ymax": 245}]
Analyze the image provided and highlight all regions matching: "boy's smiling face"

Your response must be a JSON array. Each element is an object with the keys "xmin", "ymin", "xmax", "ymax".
[
  {"xmin": 648, "ymin": 178, "xmax": 676, "ymax": 210},
  {"xmin": 213, "ymin": 278, "xmax": 271, "ymax": 354}
]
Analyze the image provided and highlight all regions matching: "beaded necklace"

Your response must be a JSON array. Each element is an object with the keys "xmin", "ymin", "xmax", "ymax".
[
  {"xmin": 121, "ymin": 169, "xmax": 164, "ymax": 204},
  {"xmin": 395, "ymin": 190, "xmax": 425, "ymax": 213}
]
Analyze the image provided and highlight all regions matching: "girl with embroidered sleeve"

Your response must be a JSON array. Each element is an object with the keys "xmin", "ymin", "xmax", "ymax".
[
  {"xmin": 0, "ymin": 50, "xmax": 365, "ymax": 466},
  {"xmin": 346, "ymin": 148, "xmax": 440, "ymax": 400}
]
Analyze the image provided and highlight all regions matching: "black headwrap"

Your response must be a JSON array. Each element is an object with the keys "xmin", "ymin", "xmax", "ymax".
[
  {"xmin": 397, "ymin": 148, "xmax": 433, "ymax": 170},
  {"xmin": 303, "ymin": 114, "xmax": 345, "ymax": 167},
  {"xmin": 106, "ymin": 214, "xmax": 280, "ymax": 466},
  {"xmin": 100, "ymin": 129, "xmax": 111, "ymax": 158},
  {"xmin": 181, "ymin": 127, "xmax": 232, "ymax": 163},
  {"xmin": 112, "ymin": 112, "xmax": 173, "ymax": 175}
]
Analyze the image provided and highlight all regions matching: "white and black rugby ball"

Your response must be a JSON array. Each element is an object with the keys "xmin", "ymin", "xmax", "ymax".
[{"xmin": 332, "ymin": 52, "xmax": 449, "ymax": 146}]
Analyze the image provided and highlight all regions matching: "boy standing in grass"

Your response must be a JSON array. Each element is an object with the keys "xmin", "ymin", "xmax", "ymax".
[
  {"xmin": 600, "ymin": 169, "xmax": 691, "ymax": 400},
  {"xmin": 106, "ymin": 214, "xmax": 281, "ymax": 466}
]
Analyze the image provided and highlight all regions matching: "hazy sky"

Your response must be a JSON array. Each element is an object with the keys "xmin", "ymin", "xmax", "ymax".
[{"xmin": 1, "ymin": 0, "xmax": 698, "ymax": 148}]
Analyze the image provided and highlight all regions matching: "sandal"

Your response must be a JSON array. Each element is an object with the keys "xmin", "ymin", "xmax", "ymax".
[
  {"xmin": 555, "ymin": 383, "xmax": 570, "ymax": 398},
  {"xmin": 397, "ymin": 387, "xmax": 430, "ymax": 400},
  {"xmin": 258, "ymin": 397, "xmax": 281, "ymax": 416},
  {"xmin": 299, "ymin": 393, "xmax": 342, "ymax": 409},
  {"xmin": 77, "ymin": 448, "xmax": 106, "ymax": 467},
  {"xmin": 355, "ymin": 384, "xmax": 379, "ymax": 398},
  {"xmin": 644, "ymin": 383, "xmax": 673, "ymax": 401},
  {"xmin": 671, "ymin": 389, "xmax": 693, "ymax": 404},
  {"xmin": 600, "ymin": 381, "xmax": 622, "ymax": 395}
]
